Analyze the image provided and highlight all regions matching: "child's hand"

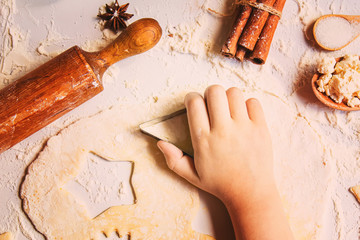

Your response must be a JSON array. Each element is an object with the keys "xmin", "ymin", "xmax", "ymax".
[
  {"xmin": 158, "ymin": 85, "xmax": 294, "ymax": 240},
  {"xmin": 157, "ymin": 85, "xmax": 274, "ymax": 204}
]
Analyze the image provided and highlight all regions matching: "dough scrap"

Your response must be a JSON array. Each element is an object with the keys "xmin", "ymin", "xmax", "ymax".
[
  {"xmin": 0, "ymin": 233, "xmax": 12, "ymax": 240},
  {"xmin": 350, "ymin": 185, "xmax": 360, "ymax": 203},
  {"xmin": 20, "ymin": 98, "xmax": 214, "ymax": 240}
]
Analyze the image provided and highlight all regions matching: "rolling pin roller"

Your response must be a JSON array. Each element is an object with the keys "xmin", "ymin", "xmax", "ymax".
[{"xmin": 0, "ymin": 18, "xmax": 162, "ymax": 154}]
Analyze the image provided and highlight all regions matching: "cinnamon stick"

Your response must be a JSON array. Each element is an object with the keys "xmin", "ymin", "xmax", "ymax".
[
  {"xmin": 235, "ymin": 46, "xmax": 248, "ymax": 61},
  {"xmin": 221, "ymin": 3, "xmax": 254, "ymax": 57},
  {"xmin": 249, "ymin": 0, "xmax": 287, "ymax": 64},
  {"xmin": 237, "ymin": 0, "xmax": 277, "ymax": 51}
]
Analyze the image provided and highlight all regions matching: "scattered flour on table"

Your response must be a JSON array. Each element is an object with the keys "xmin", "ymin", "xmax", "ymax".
[
  {"xmin": 1, "ymin": 0, "xmax": 360, "ymax": 240},
  {"xmin": 162, "ymin": 13, "xmax": 211, "ymax": 58},
  {"xmin": 0, "ymin": 0, "xmax": 35, "ymax": 88},
  {"xmin": 295, "ymin": 0, "xmax": 322, "ymax": 27},
  {"xmin": 81, "ymin": 28, "xmax": 117, "ymax": 53},
  {"xmin": 334, "ymin": 196, "xmax": 345, "ymax": 239},
  {"xmin": 36, "ymin": 20, "xmax": 68, "ymax": 58}
]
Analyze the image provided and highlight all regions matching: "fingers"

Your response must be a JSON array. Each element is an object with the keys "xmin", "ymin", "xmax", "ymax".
[
  {"xmin": 226, "ymin": 87, "xmax": 247, "ymax": 120},
  {"xmin": 157, "ymin": 141, "xmax": 200, "ymax": 186},
  {"xmin": 185, "ymin": 92, "xmax": 210, "ymax": 138},
  {"xmin": 245, "ymin": 98, "xmax": 266, "ymax": 125},
  {"xmin": 204, "ymin": 85, "xmax": 231, "ymax": 128},
  {"xmin": 185, "ymin": 85, "xmax": 266, "ymax": 128}
]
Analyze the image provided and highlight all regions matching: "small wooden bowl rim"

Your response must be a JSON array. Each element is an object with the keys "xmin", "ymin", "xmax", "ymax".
[
  {"xmin": 313, "ymin": 15, "xmax": 360, "ymax": 51},
  {"xmin": 311, "ymin": 56, "xmax": 360, "ymax": 111}
]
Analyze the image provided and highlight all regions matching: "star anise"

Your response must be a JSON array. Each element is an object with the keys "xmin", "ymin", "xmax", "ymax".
[{"xmin": 98, "ymin": 0, "xmax": 134, "ymax": 33}]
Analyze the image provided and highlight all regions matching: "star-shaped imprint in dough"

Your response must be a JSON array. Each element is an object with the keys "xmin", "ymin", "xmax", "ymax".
[
  {"xmin": 65, "ymin": 153, "xmax": 135, "ymax": 218},
  {"xmin": 20, "ymin": 102, "xmax": 215, "ymax": 240}
]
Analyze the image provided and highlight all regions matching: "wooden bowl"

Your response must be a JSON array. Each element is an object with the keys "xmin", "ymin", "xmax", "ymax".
[
  {"xmin": 313, "ymin": 14, "xmax": 360, "ymax": 51},
  {"xmin": 311, "ymin": 56, "xmax": 360, "ymax": 111}
]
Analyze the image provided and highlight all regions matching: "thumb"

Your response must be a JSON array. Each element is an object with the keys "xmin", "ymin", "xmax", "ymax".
[{"xmin": 157, "ymin": 141, "xmax": 200, "ymax": 186}]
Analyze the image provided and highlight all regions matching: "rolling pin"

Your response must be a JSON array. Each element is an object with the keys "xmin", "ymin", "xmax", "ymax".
[{"xmin": 0, "ymin": 18, "xmax": 162, "ymax": 154}]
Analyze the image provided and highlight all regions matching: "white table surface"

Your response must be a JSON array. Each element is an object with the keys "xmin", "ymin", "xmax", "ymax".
[{"xmin": 1, "ymin": 0, "xmax": 360, "ymax": 239}]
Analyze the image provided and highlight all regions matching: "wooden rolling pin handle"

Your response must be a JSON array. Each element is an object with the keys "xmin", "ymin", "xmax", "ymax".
[
  {"xmin": 0, "ymin": 18, "xmax": 162, "ymax": 155},
  {"xmin": 83, "ymin": 18, "xmax": 162, "ymax": 78}
]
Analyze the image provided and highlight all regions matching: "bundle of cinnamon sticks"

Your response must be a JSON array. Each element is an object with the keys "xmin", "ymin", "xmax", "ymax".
[{"xmin": 221, "ymin": 0, "xmax": 287, "ymax": 64}]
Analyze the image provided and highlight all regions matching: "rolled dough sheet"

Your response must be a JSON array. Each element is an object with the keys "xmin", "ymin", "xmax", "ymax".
[
  {"xmin": 0, "ymin": 233, "xmax": 12, "ymax": 240},
  {"xmin": 19, "ymin": 87, "xmax": 332, "ymax": 240},
  {"xmin": 20, "ymin": 96, "xmax": 214, "ymax": 240}
]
